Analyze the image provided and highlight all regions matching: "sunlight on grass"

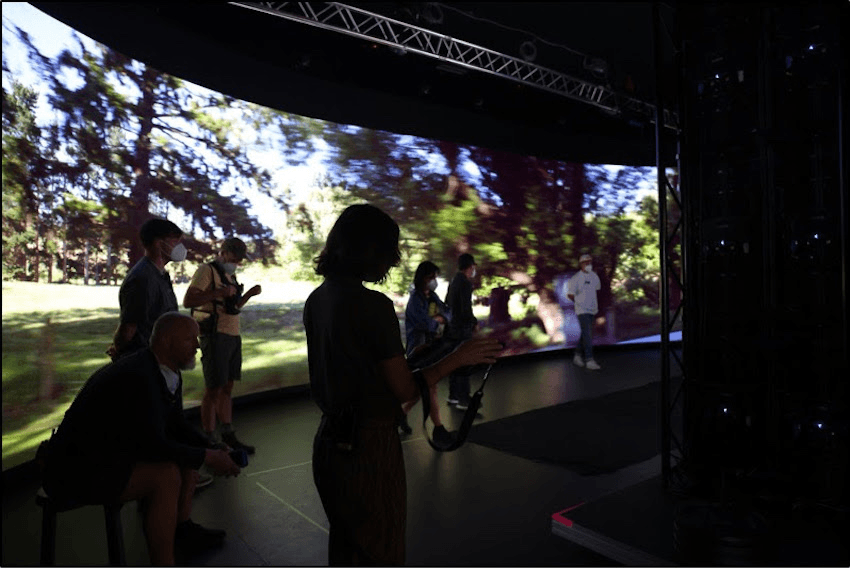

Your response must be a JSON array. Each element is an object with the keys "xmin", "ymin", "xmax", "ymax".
[{"xmin": 2, "ymin": 279, "xmax": 316, "ymax": 470}]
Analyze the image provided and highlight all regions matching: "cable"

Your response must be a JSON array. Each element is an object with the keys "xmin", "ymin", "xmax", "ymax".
[{"xmin": 434, "ymin": 3, "xmax": 594, "ymax": 60}]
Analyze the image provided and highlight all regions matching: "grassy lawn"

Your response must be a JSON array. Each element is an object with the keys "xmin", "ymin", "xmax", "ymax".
[{"xmin": 1, "ymin": 279, "xmax": 316, "ymax": 471}]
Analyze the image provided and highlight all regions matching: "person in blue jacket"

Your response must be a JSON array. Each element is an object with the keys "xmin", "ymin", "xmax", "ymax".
[{"xmin": 400, "ymin": 260, "xmax": 454, "ymax": 446}]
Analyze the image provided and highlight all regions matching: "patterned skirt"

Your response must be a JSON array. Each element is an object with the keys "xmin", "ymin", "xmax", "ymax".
[{"xmin": 313, "ymin": 416, "xmax": 406, "ymax": 565}]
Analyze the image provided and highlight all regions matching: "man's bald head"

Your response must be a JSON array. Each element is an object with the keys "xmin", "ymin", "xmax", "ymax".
[{"xmin": 150, "ymin": 312, "xmax": 200, "ymax": 371}]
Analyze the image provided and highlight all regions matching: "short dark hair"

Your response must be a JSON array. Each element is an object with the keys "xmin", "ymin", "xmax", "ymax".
[
  {"xmin": 458, "ymin": 253, "xmax": 476, "ymax": 271},
  {"xmin": 315, "ymin": 204, "xmax": 401, "ymax": 281},
  {"xmin": 139, "ymin": 218, "xmax": 182, "ymax": 248},
  {"xmin": 222, "ymin": 237, "xmax": 249, "ymax": 261},
  {"xmin": 413, "ymin": 261, "xmax": 440, "ymax": 291}
]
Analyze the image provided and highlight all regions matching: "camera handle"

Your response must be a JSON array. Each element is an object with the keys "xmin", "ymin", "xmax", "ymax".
[{"xmin": 413, "ymin": 363, "xmax": 493, "ymax": 452}]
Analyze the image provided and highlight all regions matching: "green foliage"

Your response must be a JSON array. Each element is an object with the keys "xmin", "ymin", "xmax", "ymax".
[
  {"xmin": 428, "ymin": 193, "xmax": 479, "ymax": 267},
  {"xmin": 2, "ymin": 80, "xmax": 43, "ymax": 279},
  {"xmin": 608, "ymin": 195, "xmax": 661, "ymax": 306},
  {"xmin": 7, "ymin": 25, "xmax": 278, "ymax": 276},
  {"xmin": 275, "ymin": 183, "xmax": 359, "ymax": 281},
  {"xmin": 509, "ymin": 323, "xmax": 549, "ymax": 348}
]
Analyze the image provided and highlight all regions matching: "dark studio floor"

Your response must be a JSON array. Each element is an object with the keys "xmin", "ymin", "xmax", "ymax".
[{"xmin": 0, "ymin": 346, "xmax": 745, "ymax": 566}]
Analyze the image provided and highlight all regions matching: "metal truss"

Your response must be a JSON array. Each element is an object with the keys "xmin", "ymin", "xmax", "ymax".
[
  {"xmin": 654, "ymin": 3, "xmax": 686, "ymax": 489},
  {"xmin": 230, "ymin": 1, "xmax": 678, "ymax": 130}
]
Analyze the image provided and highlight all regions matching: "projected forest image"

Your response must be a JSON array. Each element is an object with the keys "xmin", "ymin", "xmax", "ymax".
[{"xmin": 2, "ymin": 5, "xmax": 671, "ymax": 469}]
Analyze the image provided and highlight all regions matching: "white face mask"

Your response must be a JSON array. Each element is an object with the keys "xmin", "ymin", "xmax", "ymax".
[
  {"xmin": 470, "ymin": 267, "xmax": 477, "ymax": 278},
  {"xmin": 583, "ymin": 264, "xmax": 593, "ymax": 273},
  {"xmin": 222, "ymin": 262, "xmax": 238, "ymax": 275},
  {"xmin": 426, "ymin": 278, "xmax": 438, "ymax": 291},
  {"xmin": 167, "ymin": 242, "xmax": 187, "ymax": 262}
]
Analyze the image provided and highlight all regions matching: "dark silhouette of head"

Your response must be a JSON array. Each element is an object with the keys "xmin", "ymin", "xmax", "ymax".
[
  {"xmin": 458, "ymin": 253, "xmax": 476, "ymax": 271},
  {"xmin": 315, "ymin": 204, "xmax": 401, "ymax": 282},
  {"xmin": 139, "ymin": 218, "xmax": 182, "ymax": 248}
]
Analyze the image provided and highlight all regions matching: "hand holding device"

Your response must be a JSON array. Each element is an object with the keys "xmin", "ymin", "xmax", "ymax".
[{"xmin": 229, "ymin": 448, "xmax": 249, "ymax": 467}]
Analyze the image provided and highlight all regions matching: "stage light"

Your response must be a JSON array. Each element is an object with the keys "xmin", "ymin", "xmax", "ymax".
[
  {"xmin": 421, "ymin": 3, "xmax": 443, "ymax": 25},
  {"xmin": 583, "ymin": 57, "xmax": 608, "ymax": 77},
  {"xmin": 519, "ymin": 41, "xmax": 537, "ymax": 62}
]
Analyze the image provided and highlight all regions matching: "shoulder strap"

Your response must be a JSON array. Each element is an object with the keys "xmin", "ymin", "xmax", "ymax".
[
  {"xmin": 190, "ymin": 262, "xmax": 222, "ymax": 318},
  {"xmin": 208, "ymin": 260, "xmax": 227, "ymax": 287}
]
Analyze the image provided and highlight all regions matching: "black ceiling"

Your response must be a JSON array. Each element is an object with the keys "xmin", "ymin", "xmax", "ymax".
[{"xmin": 31, "ymin": 2, "xmax": 678, "ymax": 165}]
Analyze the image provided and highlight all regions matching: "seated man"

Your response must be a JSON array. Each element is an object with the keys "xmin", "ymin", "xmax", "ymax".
[{"xmin": 42, "ymin": 312, "xmax": 241, "ymax": 565}]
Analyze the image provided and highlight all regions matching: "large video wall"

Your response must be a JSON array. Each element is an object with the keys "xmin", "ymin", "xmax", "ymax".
[{"xmin": 2, "ymin": 4, "xmax": 666, "ymax": 470}]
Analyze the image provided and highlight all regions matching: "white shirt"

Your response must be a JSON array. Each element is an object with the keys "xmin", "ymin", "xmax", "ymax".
[
  {"xmin": 159, "ymin": 364, "xmax": 180, "ymax": 395},
  {"xmin": 567, "ymin": 269, "xmax": 601, "ymax": 316}
]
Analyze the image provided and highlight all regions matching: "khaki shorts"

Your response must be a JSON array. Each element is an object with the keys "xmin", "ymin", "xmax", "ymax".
[{"xmin": 200, "ymin": 333, "xmax": 242, "ymax": 389}]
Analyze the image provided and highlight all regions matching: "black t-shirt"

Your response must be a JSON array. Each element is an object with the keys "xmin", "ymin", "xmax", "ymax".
[
  {"xmin": 446, "ymin": 271, "xmax": 477, "ymax": 337},
  {"xmin": 118, "ymin": 256, "xmax": 178, "ymax": 351},
  {"xmin": 303, "ymin": 276, "xmax": 405, "ymax": 423}
]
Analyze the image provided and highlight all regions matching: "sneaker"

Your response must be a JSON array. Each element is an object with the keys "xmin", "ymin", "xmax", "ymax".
[
  {"xmin": 174, "ymin": 519, "xmax": 225, "ymax": 557},
  {"xmin": 573, "ymin": 354, "xmax": 585, "ymax": 367},
  {"xmin": 432, "ymin": 425, "xmax": 456, "ymax": 447},
  {"xmin": 195, "ymin": 465, "xmax": 214, "ymax": 489},
  {"xmin": 222, "ymin": 431, "xmax": 255, "ymax": 455},
  {"xmin": 586, "ymin": 359, "xmax": 601, "ymax": 370},
  {"xmin": 398, "ymin": 413, "xmax": 413, "ymax": 435}
]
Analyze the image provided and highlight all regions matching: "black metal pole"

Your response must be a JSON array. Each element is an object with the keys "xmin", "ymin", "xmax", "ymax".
[
  {"xmin": 653, "ymin": 1, "xmax": 671, "ymax": 487},
  {"xmin": 839, "ymin": 8, "xmax": 848, "ymax": 369}
]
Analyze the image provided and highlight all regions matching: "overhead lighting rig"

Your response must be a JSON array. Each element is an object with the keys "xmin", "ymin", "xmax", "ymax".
[{"xmin": 229, "ymin": 1, "xmax": 678, "ymax": 130}]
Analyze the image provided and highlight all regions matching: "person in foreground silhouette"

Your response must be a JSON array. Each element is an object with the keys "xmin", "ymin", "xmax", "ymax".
[{"xmin": 303, "ymin": 204, "xmax": 502, "ymax": 565}]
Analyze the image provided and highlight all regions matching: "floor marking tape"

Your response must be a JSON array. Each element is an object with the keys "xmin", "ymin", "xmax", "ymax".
[{"xmin": 255, "ymin": 481, "xmax": 329, "ymax": 535}]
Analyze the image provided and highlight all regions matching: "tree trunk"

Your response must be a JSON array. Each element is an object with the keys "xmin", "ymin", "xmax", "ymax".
[
  {"xmin": 565, "ymin": 163, "xmax": 587, "ymax": 257},
  {"xmin": 488, "ymin": 287, "xmax": 511, "ymax": 326},
  {"xmin": 84, "ymin": 242, "xmax": 90, "ymax": 285},
  {"xmin": 128, "ymin": 67, "xmax": 159, "ymax": 267},
  {"xmin": 24, "ymin": 211, "xmax": 34, "ymax": 280},
  {"xmin": 536, "ymin": 287, "xmax": 566, "ymax": 343},
  {"xmin": 106, "ymin": 242, "xmax": 114, "ymax": 285},
  {"xmin": 62, "ymin": 237, "xmax": 68, "ymax": 283},
  {"xmin": 94, "ymin": 247, "xmax": 101, "ymax": 286}
]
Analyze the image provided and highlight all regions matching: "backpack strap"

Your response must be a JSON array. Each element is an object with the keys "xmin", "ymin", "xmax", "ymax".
[{"xmin": 190, "ymin": 263, "xmax": 222, "ymax": 323}]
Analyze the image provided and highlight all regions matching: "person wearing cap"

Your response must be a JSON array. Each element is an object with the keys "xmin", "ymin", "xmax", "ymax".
[
  {"xmin": 567, "ymin": 253, "xmax": 602, "ymax": 370},
  {"xmin": 184, "ymin": 237, "xmax": 262, "ymax": 458}
]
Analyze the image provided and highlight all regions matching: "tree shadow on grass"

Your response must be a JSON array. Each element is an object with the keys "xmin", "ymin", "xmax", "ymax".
[
  {"xmin": 2, "ymin": 309, "xmax": 123, "ymax": 471},
  {"xmin": 2, "ymin": 301, "xmax": 311, "ymax": 471}
]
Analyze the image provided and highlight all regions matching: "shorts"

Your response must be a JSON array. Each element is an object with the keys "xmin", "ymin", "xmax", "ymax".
[{"xmin": 200, "ymin": 333, "xmax": 242, "ymax": 389}]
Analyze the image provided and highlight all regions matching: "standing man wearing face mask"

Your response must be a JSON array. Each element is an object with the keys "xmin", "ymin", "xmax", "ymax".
[
  {"xmin": 445, "ymin": 253, "xmax": 480, "ymax": 410},
  {"xmin": 567, "ymin": 253, "xmax": 602, "ymax": 370},
  {"xmin": 108, "ymin": 218, "xmax": 187, "ymax": 362},
  {"xmin": 184, "ymin": 237, "xmax": 261, "ymax": 457}
]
